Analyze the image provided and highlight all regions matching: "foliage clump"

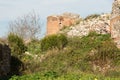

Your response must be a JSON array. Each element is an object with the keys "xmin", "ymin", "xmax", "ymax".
[
  {"xmin": 7, "ymin": 32, "xmax": 120, "ymax": 79},
  {"xmin": 85, "ymin": 32, "xmax": 119, "ymax": 63},
  {"xmin": 84, "ymin": 14, "xmax": 100, "ymax": 20},
  {"xmin": 27, "ymin": 39, "xmax": 41, "ymax": 55},
  {"xmin": 9, "ymin": 72, "xmax": 120, "ymax": 80},
  {"xmin": 41, "ymin": 34, "xmax": 68, "ymax": 51},
  {"xmin": 8, "ymin": 33, "xmax": 27, "ymax": 58}
]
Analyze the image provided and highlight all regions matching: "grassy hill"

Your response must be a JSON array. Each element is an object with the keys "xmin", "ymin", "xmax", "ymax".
[{"xmin": 7, "ymin": 32, "xmax": 120, "ymax": 80}]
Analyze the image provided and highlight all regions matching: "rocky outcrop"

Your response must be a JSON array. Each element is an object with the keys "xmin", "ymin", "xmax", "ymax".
[
  {"xmin": 0, "ymin": 42, "xmax": 11, "ymax": 76},
  {"xmin": 111, "ymin": 0, "xmax": 120, "ymax": 18},
  {"xmin": 111, "ymin": 0, "xmax": 120, "ymax": 48},
  {"xmin": 66, "ymin": 13, "xmax": 110, "ymax": 37},
  {"xmin": 64, "ymin": 0, "xmax": 120, "ymax": 48}
]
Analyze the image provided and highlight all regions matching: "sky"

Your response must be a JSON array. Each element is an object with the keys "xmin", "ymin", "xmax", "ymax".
[{"xmin": 0, "ymin": 0, "xmax": 114, "ymax": 37}]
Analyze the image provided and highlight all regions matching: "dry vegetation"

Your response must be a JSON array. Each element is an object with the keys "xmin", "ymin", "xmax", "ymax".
[{"xmin": 4, "ymin": 32, "xmax": 120, "ymax": 80}]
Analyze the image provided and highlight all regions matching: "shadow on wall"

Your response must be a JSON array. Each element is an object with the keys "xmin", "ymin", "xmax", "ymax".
[
  {"xmin": 0, "ymin": 56, "xmax": 24, "ymax": 80},
  {"xmin": 10, "ymin": 56, "xmax": 24, "ymax": 76},
  {"xmin": 0, "ymin": 44, "xmax": 11, "ymax": 76},
  {"xmin": 0, "ymin": 43, "xmax": 24, "ymax": 80}
]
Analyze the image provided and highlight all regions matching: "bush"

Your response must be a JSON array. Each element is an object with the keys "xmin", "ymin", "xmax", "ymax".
[
  {"xmin": 68, "ymin": 32, "xmax": 120, "ymax": 69},
  {"xmin": 57, "ymin": 34, "xmax": 68, "ymax": 49},
  {"xmin": 41, "ymin": 34, "xmax": 68, "ymax": 51},
  {"xmin": 105, "ymin": 70, "xmax": 120, "ymax": 78},
  {"xmin": 95, "ymin": 40, "xmax": 119, "ymax": 62},
  {"xmin": 8, "ymin": 33, "xmax": 27, "ymax": 58},
  {"xmin": 9, "ymin": 72, "xmax": 120, "ymax": 80},
  {"xmin": 27, "ymin": 39, "xmax": 41, "ymax": 55},
  {"xmin": 8, "ymin": 32, "xmax": 120, "ymax": 79},
  {"xmin": 84, "ymin": 14, "xmax": 100, "ymax": 20},
  {"xmin": 84, "ymin": 32, "xmax": 119, "ymax": 63},
  {"xmin": 44, "ymin": 71, "xmax": 58, "ymax": 78}
]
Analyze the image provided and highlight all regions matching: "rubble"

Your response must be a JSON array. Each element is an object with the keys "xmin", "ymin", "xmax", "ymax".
[{"xmin": 67, "ymin": 13, "xmax": 111, "ymax": 37}]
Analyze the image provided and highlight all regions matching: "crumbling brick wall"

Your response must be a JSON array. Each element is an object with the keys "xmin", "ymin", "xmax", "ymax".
[
  {"xmin": 47, "ymin": 16, "xmax": 60, "ymax": 35},
  {"xmin": 47, "ymin": 13, "xmax": 80, "ymax": 35}
]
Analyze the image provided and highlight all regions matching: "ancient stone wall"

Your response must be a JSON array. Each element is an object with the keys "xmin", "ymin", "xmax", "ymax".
[
  {"xmin": 111, "ymin": 0, "xmax": 120, "ymax": 18},
  {"xmin": 46, "ymin": 0, "xmax": 120, "ymax": 48},
  {"xmin": 111, "ymin": 0, "xmax": 120, "ymax": 48},
  {"xmin": 0, "ymin": 43, "xmax": 11, "ymax": 76},
  {"xmin": 47, "ymin": 16, "xmax": 60, "ymax": 35},
  {"xmin": 67, "ymin": 13, "xmax": 110, "ymax": 37},
  {"xmin": 47, "ymin": 13, "xmax": 80, "ymax": 35}
]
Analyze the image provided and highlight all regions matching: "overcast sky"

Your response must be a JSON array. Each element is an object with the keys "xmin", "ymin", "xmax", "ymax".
[{"xmin": 0, "ymin": 0, "xmax": 113, "ymax": 37}]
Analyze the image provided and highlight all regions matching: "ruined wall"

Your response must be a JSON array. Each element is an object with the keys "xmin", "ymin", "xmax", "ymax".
[
  {"xmin": 67, "ymin": 13, "xmax": 110, "ymax": 37},
  {"xmin": 111, "ymin": 0, "xmax": 120, "ymax": 47},
  {"xmin": 0, "ymin": 43, "xmax": 11, "ymax": 76},
  {"xmin": 111, "ymin": 0, "xmax": 120, "ymax": 18},
  {"xmin": 47, "ymin": 16, "xmax": 60, "ymax": 35},
  {"xmin": 47, "ymin": 13, "xmax": 80, "ymax": 35}
]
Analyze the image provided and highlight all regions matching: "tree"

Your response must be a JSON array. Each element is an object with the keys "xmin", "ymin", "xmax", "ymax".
[{"xmin": 9, "ymin": 12, "xmax": 41, "ymax": 40}]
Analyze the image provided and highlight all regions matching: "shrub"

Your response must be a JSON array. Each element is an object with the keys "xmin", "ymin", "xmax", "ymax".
[
  {"xmin": 41, "ymin": 34, "xmax": 67, "ymax": 51},
  {"xmin": 95, "ymin": 40, "xmax": 119, "ymax": 62},
  {"xmin": 105, "ymin": 70, "xmax": 120, "ymax": 78},
  {"xmin": 8, "ymin": 33, "xmax": 27, "ymax": 58},
  {"xmin": 9, "ymin": 72, "xmax": 120, "ymax": 80},
  {"xmin": 85, "ymin": 32, "xmax": 119, "ymax": 63},
  {"xmin": 27, "ymin": 39, "xmax": 41, "ymax": 55},
  {"xmin": 68, "ymin": 32, "xmax": 119, "ymax": 67},
  {"xmin": 57, "ymin": 34, "xmax": 68, "ymax": 49},
  {"xmin": 44, "ymin": 71, "xmax": 58, "ymax": 78},
  {"xmin": 8, "ymin": 32, "xmax": 120, "ymax": 79},
  {"xmin": 84, "ymin": 14, "xmax": 100, "ymax": 20}
]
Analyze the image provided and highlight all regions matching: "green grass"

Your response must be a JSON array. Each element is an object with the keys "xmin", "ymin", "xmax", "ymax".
[
  {"xmin": 84, "ymin": 14, "xmax": 100, "ymax": 20},
  {"xmin": 8, "ymin": 32, "xmax": 120, "ymax": 80},
  {"xmin": 9, "ymin": 72, "xmax": 120, "ymax": 80},
  {"xmin": 27, "ymin": 39, "xmax": 42, "ymax": 55}
]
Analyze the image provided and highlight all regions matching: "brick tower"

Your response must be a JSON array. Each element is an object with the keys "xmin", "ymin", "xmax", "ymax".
[{"xmin": 46, "ymin": 13, "xmax": 80, "ymax": 35}]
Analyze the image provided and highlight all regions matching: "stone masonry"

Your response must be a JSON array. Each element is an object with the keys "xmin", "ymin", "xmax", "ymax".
[
  {"xmin": 0, "ymin": 42, "xmax": 11, "ymax": 76},
  {"xmin": 66, "ymin": 13, "xmax": 110, "ymax": 37},
  {"xmin": 46, "ymin": 0, "xmax": 120, "ymax": 48},
  {"xmin": 47, "ymin": 12, "xmax": 80, "ymax": 35},
  {"xmin": 111, "ymin": 0, "xmax": 120, "ymax": 48}
]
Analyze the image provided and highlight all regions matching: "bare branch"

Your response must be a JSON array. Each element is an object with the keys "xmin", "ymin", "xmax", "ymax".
[{"xmin": 9, "ymin": 12, "xmax": 42, "ymax": 40}]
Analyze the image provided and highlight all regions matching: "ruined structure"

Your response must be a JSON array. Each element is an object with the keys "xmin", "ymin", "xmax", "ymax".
[
  {"xmin": 67, "ymin": 13, "xmax": 110, "ymax": 37},
  {"xmin": 46, "ymin": 0, "xmax": 120, "ymax": 48},
  {"xmin": 111, "ymin": 0, "xmax": 120, "ymax": 18},
  {"xmin": 47, "ymin": 13, "xmax": 80, "ymax": 35},
  {"xmin": 0, "ymin": 42, "xmax": 11, "ymax": 76},
  {"xmin": 111, "ymin": 0, "xmax": 120, "ymax": 47},
  {"xmin": 47, "ymin": 13, "xmax": 110, "ymax": 36}
]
